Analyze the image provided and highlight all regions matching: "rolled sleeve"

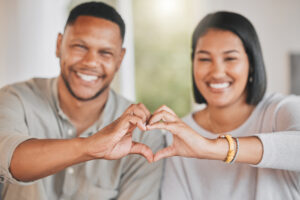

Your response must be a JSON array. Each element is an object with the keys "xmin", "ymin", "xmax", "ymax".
[
  {"xmin": 0, "ymin": 87, "xmax": 34, "ymax": 185},
  {"xmin": 0, "ymin": 132, "xmax": 34, "ymax": 184}
]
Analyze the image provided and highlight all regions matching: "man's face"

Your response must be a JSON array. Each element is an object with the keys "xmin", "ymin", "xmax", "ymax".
[{"xmin": 56, "ymin": 16, "xmax": 125, "ymax": 101}]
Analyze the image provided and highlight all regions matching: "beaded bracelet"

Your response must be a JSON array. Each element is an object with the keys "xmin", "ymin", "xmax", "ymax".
[{"xmin": 230, "ymin": 137, "xmax": 239, "ymax": 164}]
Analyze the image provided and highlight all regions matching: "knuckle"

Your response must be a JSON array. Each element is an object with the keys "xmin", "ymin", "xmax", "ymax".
[
  {"xmin": 127, "ymin": 104, "xmax": 135, "ymax": 109},
  {"xmin": 162, "ymin": 104, "xmax": 168, "ymax": 109}
]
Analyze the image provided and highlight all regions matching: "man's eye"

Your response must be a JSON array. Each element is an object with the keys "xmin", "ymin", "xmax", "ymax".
[
  {"xmin": 100, "ymin": 51, "xmax": 113, "ymax": 56},
  {"xmin": 73, "ymin": 44, "xmax": 87, "ymax": 49}
]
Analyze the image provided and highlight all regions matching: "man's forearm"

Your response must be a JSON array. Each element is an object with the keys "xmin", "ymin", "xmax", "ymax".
[{"xmin": 9, "ymin": 138, "xmax": 90, "ymax": 182}]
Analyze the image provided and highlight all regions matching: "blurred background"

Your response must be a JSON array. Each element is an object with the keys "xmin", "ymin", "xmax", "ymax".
[{"xmin": 1, "ymin": 0, "xmax": 300, "ymax": 117}]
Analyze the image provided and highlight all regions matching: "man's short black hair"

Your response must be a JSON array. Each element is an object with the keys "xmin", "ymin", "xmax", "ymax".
[
  {"xmin": 66, "ymin": 1, "xmax": 125, "ymax": 41},
  {"xmin": 191, "ymin": 11, "xmax": 267, "ymax": 105}
]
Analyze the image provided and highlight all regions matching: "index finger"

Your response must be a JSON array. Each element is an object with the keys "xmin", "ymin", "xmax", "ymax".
[{"xmin": 153, "ymin": 105, "xmax": 177, "ymax": 116}]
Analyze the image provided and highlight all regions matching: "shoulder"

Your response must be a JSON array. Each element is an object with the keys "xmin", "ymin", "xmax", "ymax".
[
  {"xmin": 0, "ymin": 78, "xmax": 54, "ymax": 98},
  {"xmin": 259, "ymin": 93, "xmax": 300, "ymax": 131},
  {"xmin": 0, "ymin": 78, "xmax": 55, "ymax": 112},
  {"xmin": 260, "ymin": 93, "xmax": 300, "ymax": 115}
]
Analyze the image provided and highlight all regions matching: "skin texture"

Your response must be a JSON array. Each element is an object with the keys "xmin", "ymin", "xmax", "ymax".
[
  {"xmin": 9, "ymin": 16, "xmax": 154, "ymax": 182},
  {"xmin": 147, "ymin": 29, "xmax": 263, "ymax": 164},
  {"xmin": 56, "ymin": 16, "xmax": 126, "ymax": 134}
]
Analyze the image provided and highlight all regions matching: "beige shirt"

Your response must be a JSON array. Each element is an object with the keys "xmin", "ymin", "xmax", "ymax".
[{"xmin": 0, "ymin": 78, "xmax": 164, "ymax": 200}]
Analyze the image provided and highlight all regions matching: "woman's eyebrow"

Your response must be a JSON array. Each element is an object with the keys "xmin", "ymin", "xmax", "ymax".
[
  {"xmin": 196, "ymin": 50, "xmax": 211, "ymax": 55},
  {"xmin": 223, "ymin": 50, "xmax": 239, "ymax": 54}
]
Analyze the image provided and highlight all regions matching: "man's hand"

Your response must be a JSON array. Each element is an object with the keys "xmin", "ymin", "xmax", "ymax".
[{"xmin": 85, "ymin": 103, "xmax": 154, "ymax": 162}]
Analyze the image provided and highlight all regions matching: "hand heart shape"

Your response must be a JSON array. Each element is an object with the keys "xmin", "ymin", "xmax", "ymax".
[
  {"xmin": 146, "ymin": 105, "xmax": 206, "ymax": 162},
  {"xmin": 86, "ymin": 103, "xmax": 206, "ymax": 163}
]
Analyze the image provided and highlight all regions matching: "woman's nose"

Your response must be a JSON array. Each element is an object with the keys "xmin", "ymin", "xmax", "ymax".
[{"xmin": 210, "ymin": 60, "xmax": 226, "ymax": 78}]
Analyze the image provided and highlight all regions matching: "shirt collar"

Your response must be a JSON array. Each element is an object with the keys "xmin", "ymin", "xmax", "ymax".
[
  {"xmin": 51, "ymin": 77, "xmax": 69, "ymax": 120},
  {"xmin": 51, "ymin": 78, "xmax": 117, "ymax": 137}
]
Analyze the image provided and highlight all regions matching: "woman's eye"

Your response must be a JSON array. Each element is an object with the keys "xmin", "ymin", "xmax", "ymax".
[
  {"xmin": 198, "ymin": 58, "xmax": 211, "ymax": 62},
  {"xmin": 224, "ymin": 57, "xmax": 237, "ymax": 61}
]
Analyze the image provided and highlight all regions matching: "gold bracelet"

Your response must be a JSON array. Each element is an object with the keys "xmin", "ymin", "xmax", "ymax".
[{"xmin": 223, "ymin": 134, "xmax": 235, "ymax": 163}]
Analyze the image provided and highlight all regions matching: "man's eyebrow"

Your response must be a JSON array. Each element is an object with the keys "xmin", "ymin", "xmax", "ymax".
[{"xmin": 70, "ymin": 39, "xmax": 86, "ymax": 44}]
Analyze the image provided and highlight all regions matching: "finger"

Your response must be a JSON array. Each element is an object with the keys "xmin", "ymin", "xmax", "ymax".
[
  {"xmin": 124, "ymin": 104, "xmax": 136, "ymax": 114},
  {"xmin": 148, "ymin": 110, "xmax": 178, "ymax": 125},
  {"xmin": 154, "ymin": 146, "xmax": 176, "ymax": 162},
  {"xmin": 130, "ymin": 142, "xmax": 154, "ymax": 163},
  {"xmin": 153, "ymin": 105, "xmax": 176, "ymax": 115},
  {"xmin": 132, "ymin": 107, "xmax": 148, "ymax": 123},
  {"xmin": 127, "ymin": 115, "xmax": 147, "ymax": 131},
  {"xmin": 125, "ymin": 104, "xmax": 149, "ymax": 123},
  {"xmin": 137, "ymin": 103, "xmax": 151, "ymax": 121},
  {"xmin": 119, "ymin": 114, "xmax": 146, "ymax": 133},
  {"xmin": 146, "ymin": 121, "xmax": 181, "ymax": 135}
]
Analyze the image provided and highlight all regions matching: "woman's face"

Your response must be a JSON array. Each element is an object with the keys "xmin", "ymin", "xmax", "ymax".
[{"xmin": 193, "ymin": 29, "xmax": 249, "ymax": 108}]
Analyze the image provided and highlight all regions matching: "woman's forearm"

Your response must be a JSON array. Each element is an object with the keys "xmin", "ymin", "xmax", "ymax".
[{"xmin": 204, "ymin": 136, "xmax": 263, "ymax": 165}]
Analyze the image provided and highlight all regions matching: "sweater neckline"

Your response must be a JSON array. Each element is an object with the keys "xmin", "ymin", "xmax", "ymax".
[{"xmin": 186, "ymin": 97, "xmax": 266, "ymax": 139}]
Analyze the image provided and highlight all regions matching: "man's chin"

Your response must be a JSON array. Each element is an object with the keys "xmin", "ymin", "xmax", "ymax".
[
  {"xmin": 62, "ymin": 75, "xmax": 109, "ymax": 101},
  {"xmin": 71, "ymin": 87, "xmax": 109, "ymax": 102},
  {"xmin": 73, "ymin": 94, "xmax": 99, "ymax": 101}
]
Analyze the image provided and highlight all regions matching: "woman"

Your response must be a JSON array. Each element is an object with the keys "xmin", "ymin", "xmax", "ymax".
[{"xmin": 147, "ymin": 11, "xmax": 300, "ymax": 199}]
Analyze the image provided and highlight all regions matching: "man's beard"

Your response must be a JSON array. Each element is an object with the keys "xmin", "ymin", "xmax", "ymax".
[{"xmin": 61, "ymin": 73, "xmax": 109, "ymax": 101}]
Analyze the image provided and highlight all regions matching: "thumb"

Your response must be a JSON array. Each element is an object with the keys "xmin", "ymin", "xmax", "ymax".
[
  {"xmin": 153, "ymin": 146, "xmax": 176, "ymax": 162},
  {"xmin": 130, "ymin": 142, "xmax": 154, "ymax": 163}
]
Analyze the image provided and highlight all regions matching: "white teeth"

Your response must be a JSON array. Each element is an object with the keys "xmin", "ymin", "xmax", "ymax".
[
  {"xmin": 76, "ymin": 72, "xmax": 98, "ymax": 82},
  {"xmin": 209, "ymin": 82, "xmax": 230, "ymax": 89}
]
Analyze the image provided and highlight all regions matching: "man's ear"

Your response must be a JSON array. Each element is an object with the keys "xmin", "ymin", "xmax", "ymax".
[
  {"xmin": 116, "ymin": 48, "xmax": 126, "ymax": 71},
  {"xmin": 56, "ymin": 33, "xmax": 63, "ymax": 58}
]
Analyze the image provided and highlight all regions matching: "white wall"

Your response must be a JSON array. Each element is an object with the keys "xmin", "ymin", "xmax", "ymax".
[
  {"xmin": 1, "ymin": 0, "xmax": 300, "ymax": 95},
  {"xmin": 196, "ymin": 0, "xmax": 300, "ymax": 94},
  {"xmin": 0, "ymin": 0, "xmax": 136, "ymax": 101},
  {"xmin": 0, "ymin": 0, "xmax": 69, "ymax": 87}
]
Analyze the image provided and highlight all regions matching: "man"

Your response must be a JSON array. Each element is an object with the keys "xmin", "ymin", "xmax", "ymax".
[{"xmin": 0, "ymin": 2, "xmax": 164, "ymax": 200}]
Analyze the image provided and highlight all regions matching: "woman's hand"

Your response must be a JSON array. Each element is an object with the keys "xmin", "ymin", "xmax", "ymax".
[{"xmin": 147, "ymin": 105, "xmax": 212, "ymax": 162}]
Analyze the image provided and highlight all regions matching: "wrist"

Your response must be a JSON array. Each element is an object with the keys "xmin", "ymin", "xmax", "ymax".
[
  {"xmin": 200, "ymin": 137, "xmax": 228, "ymax": 161},
  {"xmin": 80, "ymin": 134, "xmax": 109, "ymax": 160},
  {"xmin": 74, "ymin": 137, "xmax": 97, "ymax": 161}
]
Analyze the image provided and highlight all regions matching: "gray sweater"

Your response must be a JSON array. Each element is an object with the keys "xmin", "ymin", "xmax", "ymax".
[{"xmin": 161, "ymin": 93, "xmax": 300, "ymax": 200}]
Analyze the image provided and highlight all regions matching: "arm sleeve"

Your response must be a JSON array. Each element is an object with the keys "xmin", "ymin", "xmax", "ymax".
[
  {"xmin": 116, "ymin": 129, "xmax": 165, "ymax": 200},
  {"xmin": 0, "ymin": 88, "xmax": 34, "ymax": 184},
  {"xmin": 255, "ymin": 95, "xmax": 300, "ymax": 171}
]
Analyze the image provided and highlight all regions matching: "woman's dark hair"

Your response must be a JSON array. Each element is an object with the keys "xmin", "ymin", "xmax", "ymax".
[
  {"xmin": 66, "ymin": 1, "xmax": 125, "ymax": 42},
  {"xmin": 191, "ymin": 11, "xmax": 267, "ymax": 105}
]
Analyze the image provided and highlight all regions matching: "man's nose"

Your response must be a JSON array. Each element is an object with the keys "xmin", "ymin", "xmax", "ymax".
[{"xmin": 82, "ymin": 51, "xmax": 98, "ymax": 68}]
